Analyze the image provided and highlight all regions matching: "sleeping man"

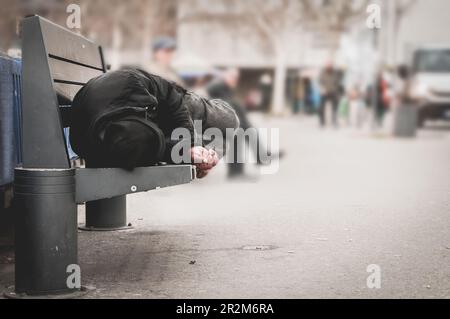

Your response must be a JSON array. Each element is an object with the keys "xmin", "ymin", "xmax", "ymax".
[{"xmin": 69, "ymin": 68, "xmax": 240, "ymax": 178}]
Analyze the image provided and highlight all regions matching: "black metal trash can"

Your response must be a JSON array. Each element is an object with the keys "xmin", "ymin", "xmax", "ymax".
[{"xmin": 14, "ymin": 168, "xmax": 78, "ymax": 295}]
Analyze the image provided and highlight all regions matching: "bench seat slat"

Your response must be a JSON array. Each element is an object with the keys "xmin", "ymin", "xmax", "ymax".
[{"xmin": 75, "ymin": 165, "xmax": 194, "ymax": 203}]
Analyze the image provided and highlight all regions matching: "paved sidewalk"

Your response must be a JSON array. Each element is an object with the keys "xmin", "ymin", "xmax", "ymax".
[{"xmin": 2, "ymin": 116, "xmax": 450, "ymax": 298}]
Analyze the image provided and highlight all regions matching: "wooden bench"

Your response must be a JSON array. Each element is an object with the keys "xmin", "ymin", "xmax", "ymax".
[{"xmin": 12, "ymin": 15, "xmax": 194, "ymax": 297}]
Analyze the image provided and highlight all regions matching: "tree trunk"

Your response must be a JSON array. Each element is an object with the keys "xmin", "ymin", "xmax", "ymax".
[
  {"xmin": 110, "ymin": 23, "xmax": 122, "ymax": 70},
  {"xmin": 271, "ymin": 48, "xmax": 287, "ymax": 115},
  {"xmin": 140, "ymin": 1, "xmax": 153, "ymax": 67}
]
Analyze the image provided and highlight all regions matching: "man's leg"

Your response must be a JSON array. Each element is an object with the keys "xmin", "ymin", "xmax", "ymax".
[
  {"xmin": 228, "ymin": 134, "xmax": 245, "ymax": 177},
  {"xmin": 331, "ymin": 94, "xmax": 339, "ymax": 127},
  {"xmin": 234, "ymin": 102, "xmax": 272, "ymax": 165},
  {"xmin": 226, "ymin": 102, "xmax": 249, "ymax": 177},
  {"xmin": 319, "ymin": 95, "xmax": 327, "ymax": 127}
]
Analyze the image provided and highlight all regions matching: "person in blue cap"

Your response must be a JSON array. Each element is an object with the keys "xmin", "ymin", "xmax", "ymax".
[{"xmin": 148, "ymin": 36, "xmax": 184, "ymax": 85}]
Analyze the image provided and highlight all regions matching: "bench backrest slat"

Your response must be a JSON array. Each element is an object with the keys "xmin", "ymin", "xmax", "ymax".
[
  {"xmin": 40, "ymin": 18, "xmax": 105, "ymax": 70},
  {"xmin": 41, "ymin": 18, "xmax": 106, "ymax": 104},
  {"xmin": 49, "ymin": 57, "xmax": 104, "ymax": 103}
]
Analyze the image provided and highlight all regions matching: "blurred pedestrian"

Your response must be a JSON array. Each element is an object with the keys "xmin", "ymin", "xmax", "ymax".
[
  {"xmin": 292, "ymin": 75, "xmax": 304, "ymax": 114},
  {"xmin": 366, "ymin": 71, "xmax": 390, "ymax": 127},
  {"xmin": 303, "ymin": 77, "xmax": 314, "ymax": 114},
  {"xmin": 259, "ymin": 73, "xmax": 273, "ymax": 113},
  {"xmin": 207, "ymin": 68, "xmax": 275, "ymax": 179},
  {"xmin": 318, "ymin": 62, "xmax": 341, "ymax": 127},
  {"xmin": 348, "ymin": 85, "xmax": 365, "ymax": 128},
  {"xmin": 148, "ymin": 36, "xmax": 184, "ymax": 86}
]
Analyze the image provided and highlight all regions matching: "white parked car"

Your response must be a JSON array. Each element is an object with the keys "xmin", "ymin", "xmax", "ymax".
[{"xmin": 408, "ymin": 46, "xmax": 450, "ymax": 126}]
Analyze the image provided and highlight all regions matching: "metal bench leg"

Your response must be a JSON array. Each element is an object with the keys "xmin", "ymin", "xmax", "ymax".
[
  {"xmin": 8, "ymin": 168, "xmax": 82, "ymax": 297},
  {"xmin": 80, "ymin": 195, "xmax": 132, "ymax": 231}
]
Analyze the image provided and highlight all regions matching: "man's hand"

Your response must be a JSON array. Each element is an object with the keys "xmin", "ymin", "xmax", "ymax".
[
  {"xmin": 191, "ymin": 146, "xmax": 219, "ymax": 178},
  {"xmin": 196, "ymin": 168, "xmax": 210, "ymax": 179}
]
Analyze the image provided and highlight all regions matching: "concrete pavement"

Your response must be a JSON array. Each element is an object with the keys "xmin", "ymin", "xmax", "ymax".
[{"xmin": 1, "ymin": 115, "xmax": 450, "ymax": 298}]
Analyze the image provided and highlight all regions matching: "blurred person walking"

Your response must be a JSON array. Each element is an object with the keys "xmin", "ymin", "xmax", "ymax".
[
  {"xmin": 292, "ymin": 75, "xmax": 305, "ymax": 114},
  {"xmin": 348, "ymin": 85, "xmax": 365, "ymax": 128},
  {"xmin": 207, "ymin": 69, "xmax": 277, "ymax": 179},
  {"xmin": 318, "ymin": 62, "xmax": 341, "ymax": 127},
  {"xmin": 259, "ymin": 74, "xmax": 273, "ymax": 113},
  {"xmin": 148, "ymin": 36, "xmax": 184, "ymax": 86},
  {"xmin": 366, "ymin": 71, "xmax": 390, "ymax": 127},
  {"xmin": 303, "ymin": 77, "xmax": 315, "ymax": 114}
]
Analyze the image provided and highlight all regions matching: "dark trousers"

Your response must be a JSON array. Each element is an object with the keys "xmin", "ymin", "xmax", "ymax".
[
  {"xmin": 319, "ymin": 94, "xmax": 339, "ymax": 127},
  {"xmin": 228, "ymin": 102, "xmax": 266, "ymax": 177}
]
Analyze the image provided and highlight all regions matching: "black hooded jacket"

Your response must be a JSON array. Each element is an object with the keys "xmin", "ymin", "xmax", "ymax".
[{"xmin": 70, "ymin": 69, "xmax": 238, "ymax": 166}]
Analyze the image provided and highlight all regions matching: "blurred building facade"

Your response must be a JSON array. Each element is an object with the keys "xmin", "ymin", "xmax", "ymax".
[
  {"xmin": 1, "ymin": 0, "xmax": 450, "ymax": 111},
  {"xmin": 339, "ymin": 0, "xmax": 450, "ymax": 92},
  {"xmin": 395, "ymin": 0, "xmax": 450, "ymax": 63},
  {"xmin": 176, "ymin": 2, "xmax": 331, "ymax": 69}
]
